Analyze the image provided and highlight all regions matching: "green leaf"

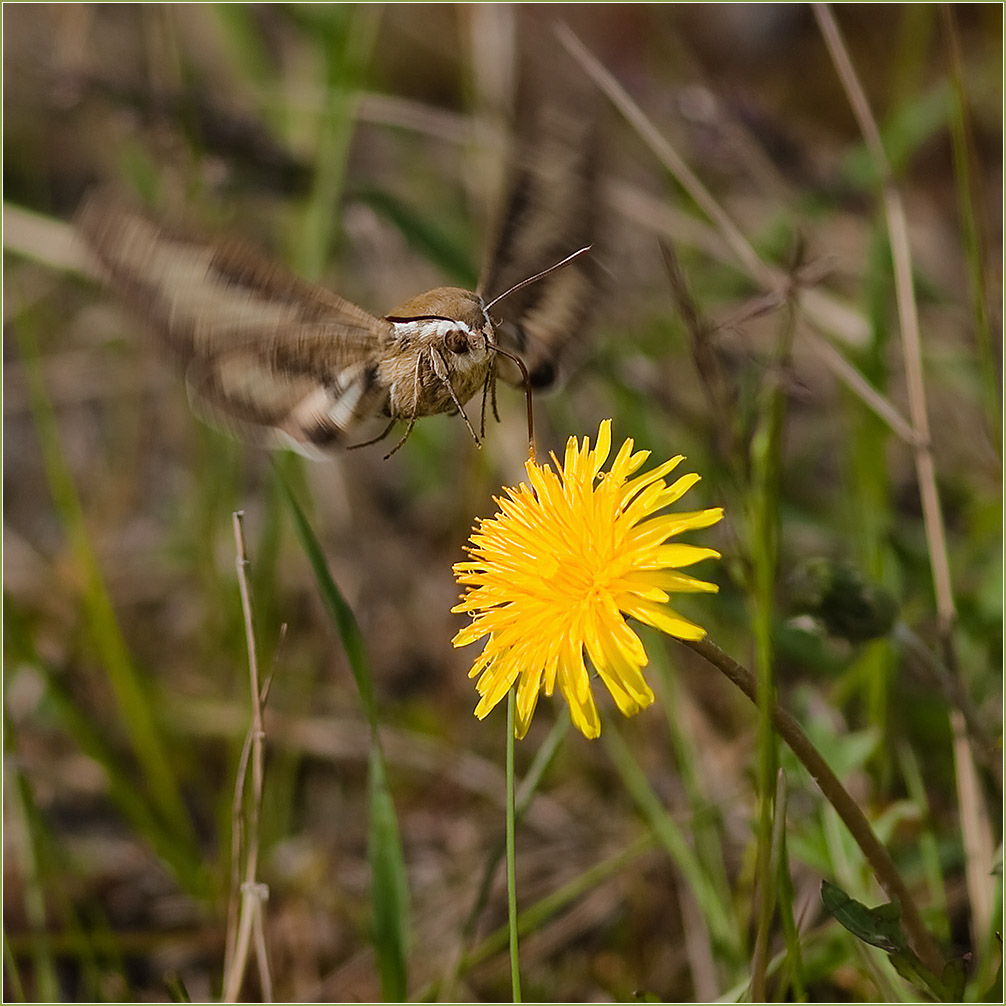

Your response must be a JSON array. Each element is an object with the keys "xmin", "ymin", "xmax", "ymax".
[
  {"xmin": 888, "ymin": 949, "xmax": 969, "ymax": 1002},
  {"xmin": 821, "ymin": 880, "xmax": 906, "ymax": 953},
  {"xmin": 938, "ymin": 956, "xmax": 968, "ymax": 1002},
  {"xmin": 276, "ymin": 466, "xmax": 377, "ymax": 722},
  {"xmin": 822, "ymin": 881, "xmax": 967, "ymax": 1000}
]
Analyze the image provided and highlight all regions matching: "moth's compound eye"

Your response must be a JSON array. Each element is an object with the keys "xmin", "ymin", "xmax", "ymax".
[{"xmin": 445, "ymin": 329, "xmax": 469, "ymax": 355}]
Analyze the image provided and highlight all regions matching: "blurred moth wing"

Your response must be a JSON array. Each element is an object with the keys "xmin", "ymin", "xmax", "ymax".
[
  {"xmin": 76, "ymin": 196, "xmax": 396, "ymax": 456},
  {"xmin": 478, "ymin": 101, "xmax": 598, "ymax": 391},
  {"xmin": 76, "ymin": 195, "xmax": 500, "ymax": 458},
  {"xmin": 76, "ymin": 98, "xmax": 597, "ymax": 458}
]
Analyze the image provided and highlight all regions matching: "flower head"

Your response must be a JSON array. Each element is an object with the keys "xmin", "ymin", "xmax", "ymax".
[{"xmin": 452, "ymin": 420, "xmax": 724, "ymax": 739}]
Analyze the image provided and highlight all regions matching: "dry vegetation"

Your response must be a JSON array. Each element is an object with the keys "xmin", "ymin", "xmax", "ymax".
[{"xmin": 3, "ymin": 5, "xmax": 1002, "ymax": 1003}]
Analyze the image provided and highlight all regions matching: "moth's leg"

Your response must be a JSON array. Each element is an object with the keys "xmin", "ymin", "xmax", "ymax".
[
  {"xmin": 383, "ymin": 415, "xmax": 417, "ymax": 459},
  {"xmin": 347, "ymin": 419, "xmax": 397, "ymax": 451},
  {"xmin": 489, "ymin": 358, "xmax": 501, "ymax": 424},
  {"xmin": 430, "ymin": 348, "xmax": 480, "ymax": 446},
  {"xmin": 479, "ymin": 357, "xmax": 495, "ymax": 439}
]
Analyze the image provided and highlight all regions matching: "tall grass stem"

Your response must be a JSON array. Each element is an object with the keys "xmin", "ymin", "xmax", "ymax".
[
  {"xmin": 222, "ymin": 511, "xmax": 274, "ymax": 1004},
  {"xmin": 813, "ymin": 0, "xmax": 996, "ymax": 959},
  {"xmin": 506, "ymin": 688, "xmax": 522, "ymax": 1003}
]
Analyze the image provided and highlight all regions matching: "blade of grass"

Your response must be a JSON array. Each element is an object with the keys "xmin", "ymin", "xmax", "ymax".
[
  {"xmin": 601, "ymin": 719, "xmax": 738, "ymax": 962},
  {"xmin": 841, "ymin": 225, "xmax": 898, "ymax": 765},
  {"xmin": 367, "ymin": 743, "xmax": 411, "ymax": 1002},
  {"xmin": 209, "ymin": 5, "xmax": 282, "ymax": 126},
  {"xmin": 275, "ymin": 467, "xmax": 375, "ymax": 719},
  {"xmin": 770, "ymin": 769, "xmax": 807, "ymax": 1000},
  {"xmin": 505, "ymin": 688, "xmax": 522, "ymax": 1004},
  {"xmin": 222, "ymin": 512, "xmax": 273, "ymax": 1004},
  {"xmin": 813, "ymin": 0, "xmax": 995, "ymax": 963},
  {"xmin": 895, "ymin": 743, "xmax": 950, "ymax": 946},
  {"xmin": 440, "ymin": 711, "xmax": 569, "ymax": 1001},
  {"xmin": 652, "ymin": 654, "xmax": 744, "ymax": 995},
  {"xmin": 683, "ymin": 635, "xmax": 945, "ymax": 975},
  {"xmin": 744, "ymin": 279, "xmax": 797, "ymax": 999},
  {"xmin": 940, "ymin": 5, "xmax": 1000, "ymax": 443},
  {"xmin": 3, "ymin": 711, "xmax": 60, "ymax": 1003},
  {"xmin": 293, "ymin": 5, "xmax": 382, "ymax": 281},
  {"xmin": 4, "ymin": 597, "xmax": 206, "ymax": 891},
  {"xmin": 4, "ymin": 700, "xmax": 140, "ymax": 1001},
  {"xmin": 3, "ymin": 934, "xmax": 28, "ymax": 1005},
  {"xmin": 654, "ymin": 654, "xmax": 740, "ymax": 933},
  {"xmin": 462, "ymin": 831, "xmax": 658, "ymax": 973},
  {"xmin": 11, "ymin": 303, "xmax": 199, "ymax": 867},
  {"xmin": 355, "ymin": 187, "xmax": 479, "ymax": 287},
  {"xmin": 275, "ymin": 463, "xmax": 410, "ymax": 1001}
]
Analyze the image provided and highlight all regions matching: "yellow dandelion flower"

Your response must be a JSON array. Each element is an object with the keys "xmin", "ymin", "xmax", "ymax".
[{"xmin": 452, "ymin": 420, "xmax": 724, "ymax": 739}]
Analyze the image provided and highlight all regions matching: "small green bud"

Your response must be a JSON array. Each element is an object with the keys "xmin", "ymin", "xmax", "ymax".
[{"xmin": 790, "ymin": 558, "xmax": 898, "ymax": 643}]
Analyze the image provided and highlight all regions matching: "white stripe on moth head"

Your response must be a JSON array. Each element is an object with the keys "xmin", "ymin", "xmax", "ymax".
[{"xmin": 391, "ymin": 318, "xmax": 477, "ymax": 341}]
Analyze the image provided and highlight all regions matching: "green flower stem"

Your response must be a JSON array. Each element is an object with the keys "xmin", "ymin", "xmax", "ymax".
[
  {"xmin": 506, "ymin": 688, "xmax": 522, "ymax": 1003},
  {"xmin": 683, "ymin": 636, "xmax": 945, "ymax": 977}
]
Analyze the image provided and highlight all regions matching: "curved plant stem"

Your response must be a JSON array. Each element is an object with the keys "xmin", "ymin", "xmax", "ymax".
[
  {"xmin": 506, "ymin": 688, "xmax": 522, "ymax": 1003},
  {"xmin": 683, "ymin": 636, "xmax": 945, "ymax": 976}
]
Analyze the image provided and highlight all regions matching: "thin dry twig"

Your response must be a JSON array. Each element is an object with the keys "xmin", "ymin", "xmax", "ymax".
[
  {"xmin": 222, "ymin": 511, "xmax": 274, "ymax": 1003},
  {"xmin": 556, "ymin": 22, "xmax": 771, "ymax": 287},
  {"xmin": 803, "ymin": 332, "xmax": 924, "ymax": 446},
  {"xmin": 812, "ymin": 8, "xmax": 955, "ymax": 629},
  {"xmin": 813, "ymin": 0, "xmax": 996, "ymax": 955},
  {"xmin": 556, "ymin": 25, "xmax": 929, "ymax": 455}
]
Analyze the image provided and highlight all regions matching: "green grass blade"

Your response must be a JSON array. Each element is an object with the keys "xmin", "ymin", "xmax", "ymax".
[
  {"xmin": 5, "ymin": 596, "xmax": 207, "ymax": 893},
  {"xmin": 771, "ymin": 770, "xmax": 807, "ymax": 1001},
  {"xmin": 654, "ymin": 652, "xmax": 744, "ymax": 973},
  {"xmin": 12, "ymin": 308, "xmax": 198, "ymax": 856},
  {"xmin": 356, "ymin": 187, "xmax": 479, "ymax": 287},
  {"xmin": 275, "ymin": 463, "xmax": 411, "ymax": 998},
  {"xmin": 745, "ymin": 294, "xmax": 795, "ymax": 997},
  {"xmin": 3, "ymin": 932, "xmax": 29, "ymax": 1004},
  {"xmin": 462, "ymin": 831, "xmax": 658, "ymax": 974},
  {"xmin": 943, "ymin": 8, "xmax": 1000, "ymax": 444},
  {"xmin": 505, "ymin": 689, "xmax": 522, "ymax": 1003},
  {"xmin": 292, "ymin": 5, "xmax": 382, "ymax": 280},
  {"xmin": 601, "ymin": 719, "xmax": 739, "ymax": 961},
  {"xmin": 368, "ymin": 744, "xmax": 411, "ymax": 1003},
  {"xmin": 4, "ymin": 711, "xmax": 60, "ymax": 1003},
  {"xmin": 274, "ymin": 465, "xmax": 377, "ymax": 720}
]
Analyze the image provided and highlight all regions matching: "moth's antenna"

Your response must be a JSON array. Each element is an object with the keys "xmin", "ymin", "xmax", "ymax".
[
  {"xmin": 484, "ymin": 245, "xmax": 592, "ymax": 313},
  {"xmin": 483, "ymin": 244, "xmax": 591, "ymax": 463},
  {"xmin": 491, "ymin": 344, "xmax": 537, "ymax": 464}
]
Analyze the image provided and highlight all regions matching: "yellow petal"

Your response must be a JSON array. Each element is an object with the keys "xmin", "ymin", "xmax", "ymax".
[
  {"xmin": 625, "ymin": 601, "xmax": 707, "ymax": 640},
  {"xmin": 453, "ymin": 421, "xmax": 721, "ymax": 739}
]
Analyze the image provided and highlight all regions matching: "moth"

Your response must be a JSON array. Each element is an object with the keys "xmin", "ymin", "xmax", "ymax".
[{"xmin": 76, "ymin": 108, "xmax": 596, "ymax": 459}]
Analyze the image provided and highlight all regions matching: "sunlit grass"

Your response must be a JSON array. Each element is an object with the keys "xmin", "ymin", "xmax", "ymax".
[{"xmin": 2, "ymin": 4, "xmax": 1001, "ymax": 1003}]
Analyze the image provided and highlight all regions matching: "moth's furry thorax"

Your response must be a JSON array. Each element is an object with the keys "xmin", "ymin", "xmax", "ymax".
[{"xmin": 382, "ymin": 287, "xmax": 497, "ymax": 420}]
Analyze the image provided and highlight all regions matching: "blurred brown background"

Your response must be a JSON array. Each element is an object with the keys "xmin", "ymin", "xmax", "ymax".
[{"xmin": 4, "ymin": 5, "xmax": 1001, "ymax": 1002}]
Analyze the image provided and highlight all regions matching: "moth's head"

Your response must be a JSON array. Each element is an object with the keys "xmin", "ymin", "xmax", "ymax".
[{"xmin": 385, "ymin": 287, "xmax": 494, "ymax": 356}]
